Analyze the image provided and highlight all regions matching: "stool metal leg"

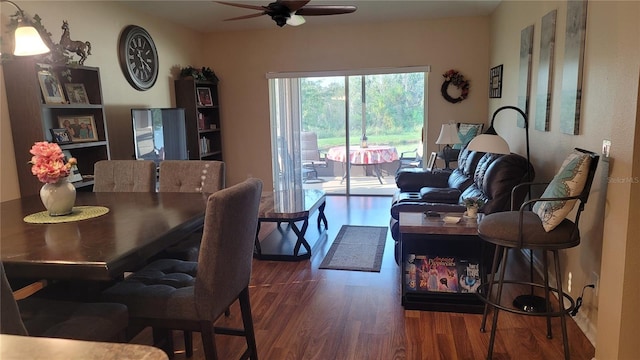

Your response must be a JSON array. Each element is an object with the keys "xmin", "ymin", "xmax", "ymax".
[
  {"xmin": 542, "ymin": 250, "xmax": 552, "ymax": 339},
  {"xmin": 552, "ymin": 250, "xmax": 571, "ymax": 360},
  {"xmin": 481, "ymin": 244, "xmax": 502, "ymax": 333},
  {"xmin": 487, "ymin": 246, "xmax": 510, "ymax": 360}
]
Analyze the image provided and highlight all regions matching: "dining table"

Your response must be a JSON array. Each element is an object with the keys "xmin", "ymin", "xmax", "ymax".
[
  {"xmin": 326, "ymin": 145, "xmax": 399, "ymax": 184},
  {"xmin": 1, "ymin": 191, "xmax": 208, "ymax": 282}
]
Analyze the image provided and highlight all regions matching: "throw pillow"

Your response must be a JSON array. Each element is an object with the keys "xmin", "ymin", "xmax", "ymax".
[
  {"xmin": 533, "ymin": 151, "xmax": 592, "ymax": 232},
  {"xmin": 452, "ymin": 123, "xmax": 483, "ymax": 150}
]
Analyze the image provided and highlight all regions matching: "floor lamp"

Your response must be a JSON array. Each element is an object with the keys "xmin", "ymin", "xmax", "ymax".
[
  {"xmin": 436, "ymin": 123, "xmax": 461, "ymax": 169},
  {"xmin": 466, "ymin": 105, "xmax": 546, "ymax": 313}
]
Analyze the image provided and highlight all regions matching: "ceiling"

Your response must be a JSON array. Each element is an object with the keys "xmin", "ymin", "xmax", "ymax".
[{"xmin": 120, "ymin": 1, "xmax": 501, "ymax": 33}]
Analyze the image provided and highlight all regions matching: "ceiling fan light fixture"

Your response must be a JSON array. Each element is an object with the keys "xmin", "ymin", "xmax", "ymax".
[{"xmin": 286, "ymin": 12, "xmax": 306, "ymax": 26}]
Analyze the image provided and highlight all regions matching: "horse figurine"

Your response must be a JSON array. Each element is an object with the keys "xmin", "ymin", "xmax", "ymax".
[{"xmin": 60, "ymin": 21, "xmax": 91, "ymax": 65}]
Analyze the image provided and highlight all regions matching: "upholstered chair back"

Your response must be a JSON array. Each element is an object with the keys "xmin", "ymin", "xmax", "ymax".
[
  {"xmin": 0, "ymin": 264, "xmax": 28, "ymax": 336},
  {"xmin": 159, "ymin": 160, "xmax": 225, "ymax": 193},
  {"xmin": 93, "ymin": 160, "xmax": 156, "ymax": 192},
  {"xmin": 460, "ymin": 153, "xmax": 534, "ymax": 214},
  {"xmin": 194, "ymin": 178, "xmax": 262, "ymax": 320}
]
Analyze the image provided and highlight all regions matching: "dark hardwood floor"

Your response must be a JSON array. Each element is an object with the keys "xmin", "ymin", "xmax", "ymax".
[{"xmin": 132, "ymin": 195, "xmax": 595, "ymax": 359}]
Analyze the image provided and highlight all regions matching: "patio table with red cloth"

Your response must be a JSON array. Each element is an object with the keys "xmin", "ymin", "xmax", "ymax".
[{"xmin": 326, "ymin": 145, "xmax": 399, "ymax": 184}]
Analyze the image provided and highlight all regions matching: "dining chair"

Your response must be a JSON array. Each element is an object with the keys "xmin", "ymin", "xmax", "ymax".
[
  {"xmin": 476, "ymin": 148, "xmax": 599, "ymax": 360},
  {"xmin": 158, "ymin": 160, "xmax": 225, "ymax": 193},
  {"xmin": 0, "ymin": 263, "xmax": 128, "ymax": 342},
  {"xmin": 93, "ymin": 160, "xmax": 156, "ymax": 192},
  {"xmin": 101, "ymin": 178, "xmax": 263, "ymax": 359},
  {"xmin": 157, "ymin": 160, "xmax": 226, "ymax": 262}
]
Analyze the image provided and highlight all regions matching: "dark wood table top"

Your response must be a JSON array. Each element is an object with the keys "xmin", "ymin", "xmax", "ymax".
[
  {"xmin": 1, "ymin": 192, "xmax": 208, "ymax": 281},
  {"xmin": 399, "ymin": 212, "xmax": 483, "ymax": 236}
]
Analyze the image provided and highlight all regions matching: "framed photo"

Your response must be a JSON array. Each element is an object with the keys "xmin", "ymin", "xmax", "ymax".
[
  {"xmin": 489, "ymin": 64, "xmax": 503, "ymax": 98},
  {"xmin": 58, "ymin": 115, "xmax": 98, "ymax": 142},
  {"xmin": 49, "ymin": 128, "xmax": 73, "ymax": 144},
  {"xmin": 427, "ymin": 152, "xmax": 438, "ymax": 171},
  {"xmin": 62, "ymin": 150, "xmax": 83, "ymax": 183},
  {"xmin": 196, "ymin": 87, "xmax": 214, "ymax": 107},
  {"xmin": 37, "ymin": 69, "xmax": 66, "ymax": 104},
  {"xmin": 64, "ymin": 83, "xmax": 90, "ymax": 104}
]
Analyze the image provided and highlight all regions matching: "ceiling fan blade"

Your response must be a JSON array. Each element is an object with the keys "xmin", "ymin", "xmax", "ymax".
[
  {"xmin": 278, "ymin": 0, "xmax": 311, "ymax": 12},
  {"xmin": 215, "ymin": 1, "xmax": 267, "ymax": 12},
  {"xmin": 223, "ymin": 12, "xmax": 267, "ymax": 21},
  {"xmin": 296, "ymin": 5, "xmax": 357, "ymax": 16}
]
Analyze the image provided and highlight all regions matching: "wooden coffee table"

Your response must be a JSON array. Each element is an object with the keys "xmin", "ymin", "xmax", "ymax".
[
  {"xmin": 399, "ymin": 212, "xmax": 487, "ymax": 313},
  {"xmin": 254, "ymin": 189, "xmax": 328, "ymax": 261}
]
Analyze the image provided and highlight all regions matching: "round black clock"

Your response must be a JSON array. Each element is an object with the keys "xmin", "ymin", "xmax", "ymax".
[{"xmin": 118, "ymin": 25, "xmax": 159, "ymax": 91}]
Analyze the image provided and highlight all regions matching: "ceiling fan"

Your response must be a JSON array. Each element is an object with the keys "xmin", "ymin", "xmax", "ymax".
[{"xmin": 215, "ymin": 1, "xmax": 357, "ymax": 27}]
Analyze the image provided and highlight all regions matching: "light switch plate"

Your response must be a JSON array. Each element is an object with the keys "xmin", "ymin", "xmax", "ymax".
[{"xmin": 602, "ymin": 140, "xmax": 611, "ymax": 158}]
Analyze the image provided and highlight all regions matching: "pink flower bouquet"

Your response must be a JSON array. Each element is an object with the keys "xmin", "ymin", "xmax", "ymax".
[{"xmin": 29, "ymin": 141, "xmax": 77, "ymax": 184}]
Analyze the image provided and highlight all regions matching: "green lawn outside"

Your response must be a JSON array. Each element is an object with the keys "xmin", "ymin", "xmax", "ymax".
[{"xmin": 317, "ymin": 134, "xmax": 421, "ymax": 155}]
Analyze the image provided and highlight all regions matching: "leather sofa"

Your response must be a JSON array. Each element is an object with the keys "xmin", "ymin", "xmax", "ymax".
[{"xmin": 390, "ymin": 147, "xmax": 535, "ymax": 263}]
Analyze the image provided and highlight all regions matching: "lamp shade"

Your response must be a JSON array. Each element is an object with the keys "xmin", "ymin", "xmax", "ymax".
[
  {"xmin": 466, "ymin": 133, "xmax": 510, "ymax": 154},
  {"xmin": 13, "ymin": 25, "xmax": 50, "ymax": 56},
  {"xmin": 435, "ymin": 123, "xmax": 461, "ymax": 145}
]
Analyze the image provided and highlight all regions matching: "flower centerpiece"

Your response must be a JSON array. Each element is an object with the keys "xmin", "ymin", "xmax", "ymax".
[
  {"xmin": 462, "ymin": 196, "xmax": 485, "ymax": 219},
  {"xmin": 30, "ymin": 141, "xmax": 77, "ymax": 216}
]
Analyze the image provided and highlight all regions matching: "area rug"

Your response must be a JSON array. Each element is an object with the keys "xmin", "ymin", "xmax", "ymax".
[{"xmin": 319, "ymin": 225, "xmax": 388, "ymax": 272}]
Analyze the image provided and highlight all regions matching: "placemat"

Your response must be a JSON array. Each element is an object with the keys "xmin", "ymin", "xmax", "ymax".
[{"xmin": 23, "ymin": 206, "xmax": 110, "ymax": 224}]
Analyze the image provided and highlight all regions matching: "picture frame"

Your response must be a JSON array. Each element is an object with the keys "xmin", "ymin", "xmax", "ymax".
[
  {"xmin": 49, "ymin": 128, "xmax": 73, "ymax": 144},
  {"xmin": 58, "ymin": 115, "xmax": 99, "ymax": 142},
  {"xmin": 62, "ymin": 150, "xmax": 83, "ymax": 183},
  {"xmin": 427, "ymin": 152, "xmax": 438, "ymax": 171},
  {"xmin": 196, "ymin": 87, "xmax": 214, "ymax": 107},
  {"xmin": 64, "ymin": 83, "xmax": 90, "ymax": 104},
  {"xmin": 37, "ymin": 69, "xmax": 66, "ymax": 104},
  {"xmin": 489, "ymin": 65, "xmax": 503, "ymax": 98}
]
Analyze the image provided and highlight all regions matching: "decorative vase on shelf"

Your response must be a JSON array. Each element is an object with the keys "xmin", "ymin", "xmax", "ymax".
[
  {"xmin": 466, "ymin": 206, "xmax": 478, "ymax": 219},
  {"xmin": 39, "ymin": 177, "xmax": 76, "ymax": 216}
]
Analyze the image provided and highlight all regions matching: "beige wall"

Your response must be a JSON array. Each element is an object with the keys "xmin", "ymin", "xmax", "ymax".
[
  {"xmin": 1, "ymin": 1, "xmax": 202, "ymax": 201},
  {"xmin": 490, "ymin": 1, "xmax": 640, "ymax": 359},
  {"xmin": 203, "ymin": 17, "xmax": 490, "ymax": 189}
]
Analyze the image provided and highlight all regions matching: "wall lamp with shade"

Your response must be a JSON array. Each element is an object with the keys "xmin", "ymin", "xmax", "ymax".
[
  {"xmin": 2, "ymin": 0, "xmax": 50, "ymax": 56},
  {"xmin": 435, "ymin": 123, "xmax": 461, "ymax": 169},
  {"xmin": 466, "ymin": 105, "xmax": 543, "ymax": 313}
]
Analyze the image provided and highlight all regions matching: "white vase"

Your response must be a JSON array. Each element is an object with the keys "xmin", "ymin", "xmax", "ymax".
[
  {"xmin": 40, "ymin": 177, "xmax": 76, "ymax": 216},
  {"xmin": 466, "ymin": 206, "xmax": 478, "ymax": 219}
]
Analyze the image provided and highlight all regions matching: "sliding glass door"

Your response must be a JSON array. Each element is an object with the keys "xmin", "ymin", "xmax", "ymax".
[{"xmin": 269, "ymin": 67, "xmax": 428, "ymax": 196}]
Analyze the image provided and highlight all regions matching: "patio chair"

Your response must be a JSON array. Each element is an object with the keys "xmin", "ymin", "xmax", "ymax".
[{"xmin": 301, "ymin": 131, "xmax": 327, "ymax": 182}]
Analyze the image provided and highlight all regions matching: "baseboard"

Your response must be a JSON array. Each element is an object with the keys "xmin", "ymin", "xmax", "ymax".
[{"xmin": 520, "ymin": 249, "xmax": 597, "ymax": 348}]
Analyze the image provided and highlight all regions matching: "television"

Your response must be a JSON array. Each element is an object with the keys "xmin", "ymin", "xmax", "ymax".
[{"xmin": 132, "ymin": 108, "xmax": 188, "ymax": 165}]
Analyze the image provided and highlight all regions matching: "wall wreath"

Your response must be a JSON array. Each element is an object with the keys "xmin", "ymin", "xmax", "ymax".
[{"xmin": 441, "ymin": 69, "xmax": 470, "ymax": 104}]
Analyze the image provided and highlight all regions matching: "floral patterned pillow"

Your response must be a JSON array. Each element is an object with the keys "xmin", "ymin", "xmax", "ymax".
[{"xmin": 533, "ymin": 152, "xmax": 592, "ymax": 232}]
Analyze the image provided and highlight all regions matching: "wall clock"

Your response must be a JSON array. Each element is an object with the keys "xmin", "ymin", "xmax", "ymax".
[{"xmin": 118, "ymin": 25, "xmax": 158, "ymax": 91}]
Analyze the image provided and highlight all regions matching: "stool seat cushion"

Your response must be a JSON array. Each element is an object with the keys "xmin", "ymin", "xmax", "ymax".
[
  {"xmin": 102, "ymin": 259, "xmax": 198, "ymax": 320},
  {"xmin": 478, "ymin": 211, "xmax": 580, "ymax": 250},
  {"xmin": 18, "ymin": 298, "xmax": 128, "ymax": 341}
]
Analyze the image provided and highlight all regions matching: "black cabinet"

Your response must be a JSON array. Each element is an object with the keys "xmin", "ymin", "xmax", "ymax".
[{"xmin": 174, "ymin": 78, "xmax": 222, "ymax": 161}]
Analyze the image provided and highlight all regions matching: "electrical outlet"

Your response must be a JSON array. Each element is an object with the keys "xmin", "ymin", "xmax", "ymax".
[{"xmin": 591, "ymin": 271, "xmax": 600, "ymax": 296}]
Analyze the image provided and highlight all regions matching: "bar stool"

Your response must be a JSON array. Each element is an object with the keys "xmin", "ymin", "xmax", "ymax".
[{"xmin": 476, "ymin": 148, "xmax": 599, "ymax": 360}]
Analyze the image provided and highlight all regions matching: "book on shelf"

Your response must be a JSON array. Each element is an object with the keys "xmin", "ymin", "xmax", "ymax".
[
  {"xmin": 198, "ymin": 113, "xmax": 206, "ymax": 130},
  {"xmin": 416, "ymin": 255, "xmax": 458, "ymax": 293},
  {"xmin": 200, "ymin": 137, "xmax": 211, "ymax": 154},
  {"xmin": 405, "ymin": 254, "xmax": 418, "ymax": 291}
]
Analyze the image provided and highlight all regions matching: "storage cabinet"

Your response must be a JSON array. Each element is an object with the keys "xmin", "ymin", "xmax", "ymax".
[
  {"xmin": 399, "ymin": 212, "xmax": 488, "ymax": 313},
  {"xmin": 174, "ymin": 78, "xmax": 222, "ymax": 161},
  {"xmin": 3, "ymin": 59, "xmax": 110, "ymax": 197}
]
